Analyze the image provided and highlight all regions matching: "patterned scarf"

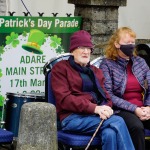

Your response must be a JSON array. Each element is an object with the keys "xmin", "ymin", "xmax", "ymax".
[{"xmin": 69, "ymin": 56, "xmax": 107, "ymax": 105}]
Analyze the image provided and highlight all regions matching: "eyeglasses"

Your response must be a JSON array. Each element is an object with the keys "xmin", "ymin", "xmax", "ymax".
[{"xmin": 78, "ymin": 47, "xmax": 91, "ymax": 52}]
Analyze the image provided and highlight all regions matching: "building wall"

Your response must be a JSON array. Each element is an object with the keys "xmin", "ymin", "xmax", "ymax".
[
  {"xmin": 119, "ymin": 0, "xmax": 150, "ymax": 39},
  {"xmin": 0, "ymin": 0, "xmax": 6, "ymax": 15}
]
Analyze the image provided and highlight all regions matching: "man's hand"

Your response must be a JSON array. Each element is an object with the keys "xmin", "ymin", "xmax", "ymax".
[{"xmin": 94, "ymin": 105, "xmax": 113, "ymax": 120}]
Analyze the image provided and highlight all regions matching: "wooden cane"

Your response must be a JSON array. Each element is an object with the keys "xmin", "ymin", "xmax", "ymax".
[{"xmin": 85, "ymin": 120, "xmax": 104, "ymax": 150}]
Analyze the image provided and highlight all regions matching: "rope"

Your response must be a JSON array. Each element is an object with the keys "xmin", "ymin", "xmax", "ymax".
[{"xmin": 20, "ymin": 0, "xmax": 32, "ymax": 16}]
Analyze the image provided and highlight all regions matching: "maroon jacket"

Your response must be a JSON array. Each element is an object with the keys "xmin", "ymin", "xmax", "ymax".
[{"xmin": 51, "ymin": 59, "xmax": 112, "ymax": 121}]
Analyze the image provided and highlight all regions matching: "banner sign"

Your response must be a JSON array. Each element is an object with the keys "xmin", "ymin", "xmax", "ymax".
[
  {"xmin": 0, "ymin": 16, "xmax": 82, "ymax": 109},
  {"xmin": 0, "ymin": 16, "xmax": 81, "ymax": 33}
]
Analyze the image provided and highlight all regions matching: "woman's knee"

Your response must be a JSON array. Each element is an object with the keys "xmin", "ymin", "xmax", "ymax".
[
  {"xmin": 127, "ymin": 118, "xmax": 144, "ymax": 133},
  {"xmin": 131, "ymin": 122, "xmax": 144, "ymax": 135},
  {"xmin": 117, "ymin": 110, "xmax": 144, "ymax": 132}
]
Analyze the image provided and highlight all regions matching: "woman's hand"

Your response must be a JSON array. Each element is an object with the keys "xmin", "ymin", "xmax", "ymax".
[
  {"xmin": 141, "ymin": 106, "xmax": 150, "ymax": 120},
  {"xmin": 94, "ymin": 105, "xmax": 113, "ymax": 120},
  {"xmin": 134, "ymin": 107, "xmax": 148, "ymax": 120}
]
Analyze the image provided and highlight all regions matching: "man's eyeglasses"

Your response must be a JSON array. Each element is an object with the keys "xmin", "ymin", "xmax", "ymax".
[{"xmin": 78, "ymin": 47, "xmax": 91, "ymax": 52}]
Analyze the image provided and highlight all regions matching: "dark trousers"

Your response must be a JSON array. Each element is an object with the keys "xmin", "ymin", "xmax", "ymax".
[{"xmin": 116, "ymin": 110, "xmax": 150, "ymax": 150}]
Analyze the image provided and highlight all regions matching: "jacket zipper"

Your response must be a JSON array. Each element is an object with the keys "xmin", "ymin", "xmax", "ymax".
[
  {"xmin": 132, "ymin": 57, "xmax": 146, "ymax": 101},
  {"xmin": 121, "ymin": 66, "xmax": 127, "ymax": 96}
]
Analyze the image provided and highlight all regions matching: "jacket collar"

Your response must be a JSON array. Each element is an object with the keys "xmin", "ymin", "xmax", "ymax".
[{"xmin": 116, "ymin": 56, "xmax": 136, "ymax": 68}]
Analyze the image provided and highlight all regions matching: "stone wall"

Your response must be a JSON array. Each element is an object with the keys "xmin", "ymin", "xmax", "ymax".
[
  {"xmin": 0, "ymin": 0, "xmax": 6, "ymax": 15},
  {"xmin": 136, "ymin": 39, "xmax": 150, "ymax": 45}
]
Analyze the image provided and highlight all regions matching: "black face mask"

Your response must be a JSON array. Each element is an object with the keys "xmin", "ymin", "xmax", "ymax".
[{"xmin": 120, "ymin": 44, "xmax": 135, "ymax": 57}]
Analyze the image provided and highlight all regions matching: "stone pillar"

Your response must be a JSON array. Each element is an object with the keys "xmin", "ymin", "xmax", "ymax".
[
  {"xmin": 16, "ymin": 102, "xmax": 58, "ymax": 150},
  {"xmin": 68, "ymin": 0, "xmax": 127, "ymax": 59},
  {"xmin": 0, "ymin": 0, "xmax": 6, "ymax": 15}
]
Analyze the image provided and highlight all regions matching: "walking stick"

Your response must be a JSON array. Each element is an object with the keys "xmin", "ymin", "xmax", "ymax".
[{"xmin": 85, "ymin": 119, "xmax": 104, "ymax": 150}]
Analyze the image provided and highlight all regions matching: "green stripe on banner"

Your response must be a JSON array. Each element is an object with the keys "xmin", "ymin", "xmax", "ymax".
[{"xmin": 0, "ymin": 16, "xmax": 82, "ymax": 33}]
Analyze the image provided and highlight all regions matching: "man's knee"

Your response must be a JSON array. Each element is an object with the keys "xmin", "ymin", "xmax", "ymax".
[
  {"xmin": 108, "ymin": 115, "xmax": 126, "ymax": 125},
  {"xmin": 101, "ymin": 128, "xmax": 116, "ymax": 141}
]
